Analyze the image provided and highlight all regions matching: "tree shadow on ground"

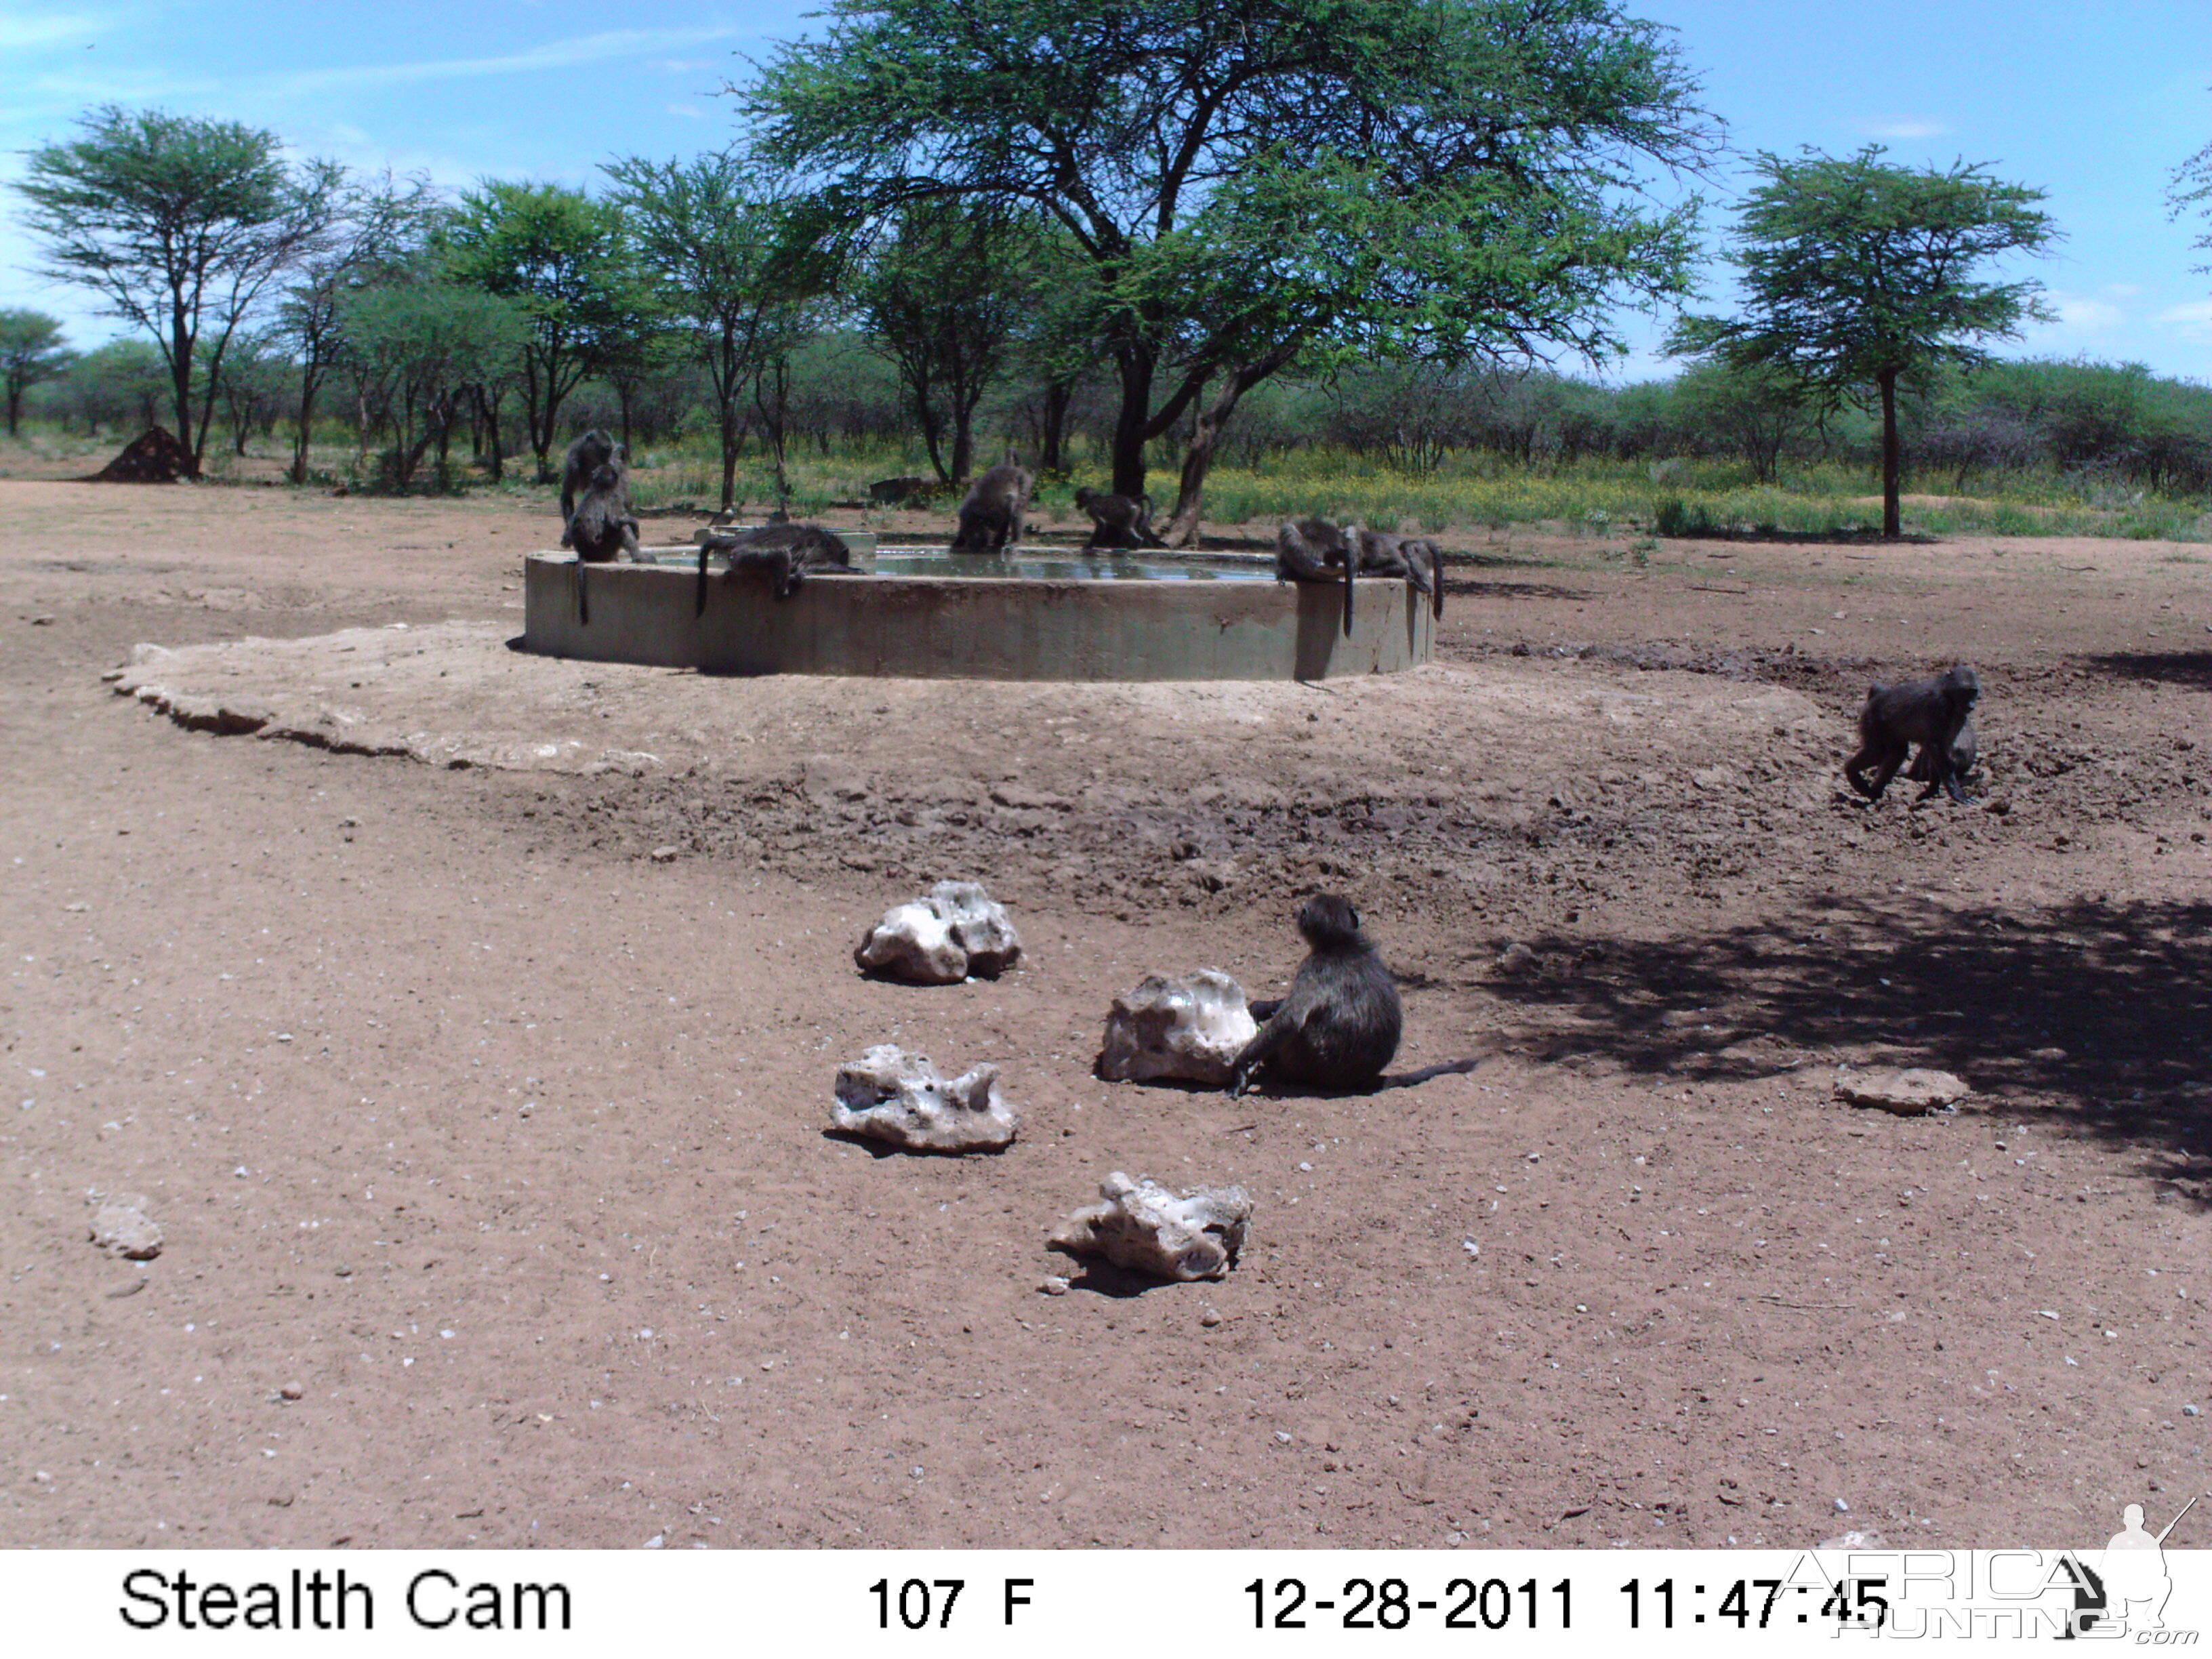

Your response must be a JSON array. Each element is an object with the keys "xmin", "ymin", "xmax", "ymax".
[
  {"xmin": 1483, "ymin": 894, "xmax": 2212, "ymax": 1183},
  {"xmin": 2085, "ymin": 651, "xmax": 2212, "ymax": 692}
]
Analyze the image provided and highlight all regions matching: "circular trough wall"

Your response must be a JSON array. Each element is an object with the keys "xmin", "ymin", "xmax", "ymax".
[{"xmin": 521, "ymin": 552, "xmax": 1434, "ymax": 680}]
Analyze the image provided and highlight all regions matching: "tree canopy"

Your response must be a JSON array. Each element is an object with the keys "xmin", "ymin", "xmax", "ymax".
[
  {"xmin": 14, "ymin": 104, "xmax": 340, "ymax": 472},
  {"xmin": 604, "ymin": 154, "xmax": 836, "ymax": 512},
  {"xmin": 437, "ymin": 182, "xmax": 647, "ymax": 479},
  {"xmin": 0, "ymin": 310, "xmax": 73, "ymax": 436},
  {"xmin": 1668, "ymin": 144, "xmax": 2057, "ymax": 537},
  {"xmin": 745, "ymin": 0, "xmax": 1718, "ymax": 540}
]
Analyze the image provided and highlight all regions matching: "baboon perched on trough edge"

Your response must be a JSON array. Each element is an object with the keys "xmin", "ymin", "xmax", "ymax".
[
  {"xmin": 1075, "ymin": 486, "xmax": 1165, "ymax": 549},
  {"xmin": 1353, "ymin": 527, "xmax": 1445, "ymax": 619},
  {"xmin": 559, "ymin": 429, "xmax": 621, "ymax": 549},
  {"xmin": 1227, "ymin": 894, "xmax": 1403, "ymax": 1097},
  {"xmin": 949, "ymin": 461, "xmax": 1031, "ymax": 552},
  {"xmin": 565, "ymin": 459, "xmax": 643, "ymax": 626},
  {"xmin": 1275, "ymin": 516, "xmax": 1357, "ymax": 637},
  {"xmin": 695, "ymin": 523, "xmax": 862, "ymax": 613},
  {"xmin": 1845, "ymin": 663, "xmax": 1981, "ymax": 804}
]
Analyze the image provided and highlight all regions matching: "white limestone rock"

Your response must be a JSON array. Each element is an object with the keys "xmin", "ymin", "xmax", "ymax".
[
  {"xmin": 832, "ymin": 1044, "xmax": 1019, "ymax": 1153},
  {"xmin": 1050, "ymin": 1172, "xmax": 1252, "ymax": 1282},
  {"xmin": 88, "ymin": 1191, "xmax": 163, "ymax": 1261},
  {"xmin": 1834, "ymin": 1067, "xmax": 1970, "ymax": 1115},
  {"xmin": 1094, "ymin": 970, "xmax": 1258, "ymax": 1085},
  {"xmin": 854, "ymin": 880, "xmax": 1021, "ymax": 983}
]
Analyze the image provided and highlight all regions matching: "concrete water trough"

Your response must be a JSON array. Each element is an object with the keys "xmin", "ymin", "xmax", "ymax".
[{"xmin": 520, "ymin": 540, "xmax": 1435, "ymax": 681}]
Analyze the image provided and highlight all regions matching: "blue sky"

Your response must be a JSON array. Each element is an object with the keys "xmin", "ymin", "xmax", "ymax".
[{"xmin": 3, "ymin": 0, "xmax": 2209, "ymax": 384}]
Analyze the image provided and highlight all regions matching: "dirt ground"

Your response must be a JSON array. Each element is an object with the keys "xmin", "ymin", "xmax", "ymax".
[{"xmin": 1, "ymin": 471, "xmax": 2209, "ymax": 1553}]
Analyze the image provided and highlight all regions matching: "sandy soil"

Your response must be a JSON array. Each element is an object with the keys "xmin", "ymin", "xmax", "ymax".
[{"xmin": 1, "ymin": 474, "xmax": 2209, "ymax": 1552}]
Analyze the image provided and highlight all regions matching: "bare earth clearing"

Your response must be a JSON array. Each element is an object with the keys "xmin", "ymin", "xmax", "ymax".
[{"xmin": 1, "ymin": 474, "xmax": 2209, "ymax": 1551}]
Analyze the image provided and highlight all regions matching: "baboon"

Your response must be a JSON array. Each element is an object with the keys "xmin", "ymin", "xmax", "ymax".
[
  {"xmin": 695, "ymin": 523, "xmax": 861, "ymax": 613},
  {"xmin": 1353, "ymin": 527, "xmax": 1446, "ymax": 619},
  {"xmin": 867, "ymin": 475, "xmax": 931, "ymax": 507},
  {"xmin": 1845, "ymin": 663, "xmax": 1981, "ymax": 804},
  {"xmin": 949, "ymin": 461, "xmax": 1031, "ymax": 553},
  {"xmin": 565, "ymin": 459, "xmax": 642, "ymax": 626},
  {"xmin": 1075, "ymin": 486, "xmax": 1165, "ymax": 550},
  {"xmin": 1227, "ymin": 893, "xmax": 1404, "ymax": 1097},
  {"xmin": 558, "ymin": 429, "xmax": 621, "ymax": 549},
  {"xmin": 1275, "ymin": 516, "xmax": 1357, "ymax": 637},
  {"xmin": 1906, "ymin": 713, "xmax": 1979, "ymax": 787}
]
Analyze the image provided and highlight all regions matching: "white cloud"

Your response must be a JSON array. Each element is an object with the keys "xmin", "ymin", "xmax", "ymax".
[
  {"xmin": 2053, "ymin": 295, "xmax": 2126, "ymax": 331},
  {"xmin": 1858, "ymin": 119, "xmax": 1950, "ymax": 140},
  {"xmin": 2156, "ymin": 300, "xmax": 2212, "ymax": 342},
  {"xmin": 666, "ymin": 104, "xmax": 710, "ymax": 121},
  {"xmin": 255, "ymin": 26, "xmax": 740, "ymax": 98},
  {"xmin": 0, "ymin": 9, "xmax": 116, "ymax": 51}
]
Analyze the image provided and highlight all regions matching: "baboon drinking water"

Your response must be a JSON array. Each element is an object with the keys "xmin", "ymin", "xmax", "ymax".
[
  {"xmin": 694, "ymin": 523, "xmax": 861, "ymax": 613},
  {"xmin": 1075, "ymin": 486, "xmax": 1165, "ymax": 550},
  {"xmin": 1275, "ymin": 516, "xmax": 1357, "ymax": 637},
  {"xmin": 1227, "ymin": 893, "xmax": 1403, "ymax": 1097},
  {"xmin": 559, "ymin": 429, "xmax": 621, "ymax": 550},
  {"xmin": 949, "ymin": 461, "xmax": 1031, "ymax": 553},
  {"xmin": 1845, "ymin": 663, "xmax": 1981, "ymax": 804},
  {"xmin": 1353, "ymin": 527, "xmax": 1445, "ymax": 619}
]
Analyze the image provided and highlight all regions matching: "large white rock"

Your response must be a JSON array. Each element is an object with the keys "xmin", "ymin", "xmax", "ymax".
[
  {"xmin": 854, "ymin": 880, "xmax": 1022, "ymax": 983},
  {"xmin": 1095, "ymin": 970, "xmax": 1258, "ymax": 1085},
  {"xmin": 1050, "ymin": 1172, "xmax": 1252, "ymax": 1282},
  {"xmin": 832, "ymin": 1044, "xmax": 1019, "ymax": 1152}
]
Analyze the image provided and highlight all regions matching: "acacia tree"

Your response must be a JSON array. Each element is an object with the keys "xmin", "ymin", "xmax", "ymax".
[
  {"xmin": 276, "ymin": 171, "xmax": 436, "ymax": 483},
  {"xmin": 338, "ymin": 277, "xmax": 531, "ymax": 489},
  {"xmin": 604, "ymin": 155, "xmax": 835, "ymax": 513},
  {"xmin": 1668, "ymin": 146, "xmax": 2057, "ymax": 538},
  {"xmin": 857, "ymin": 200, "xmax": 1039, "ymax": 483},
  {"xmin": 15, "ymin": 105, "xmax": 340, "ymax": 474},
  {"xmin": 438, "ymin": 182, "xmax": 645, "ymax": 480},
  {"xmin": 2171, "ymin": 120, "xmax": 2212, "ymax": 276},
  {"xmin": 0, "ymin": 310, "xmax": 73, "ymax": 436},
  {"xmin": 746, "ymin": 0, "xmax": 1716, "ymax": 544}
]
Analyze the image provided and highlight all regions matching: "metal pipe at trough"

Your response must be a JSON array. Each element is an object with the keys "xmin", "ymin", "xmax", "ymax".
[{"xmin": 520, "ymin": 550, "xmax": 1434, "ymax": 681}]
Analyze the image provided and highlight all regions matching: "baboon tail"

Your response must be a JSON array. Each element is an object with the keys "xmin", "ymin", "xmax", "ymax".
[
  {"xmin": 1341, "ymin": 552, "xmax": 1355, "ymax": 638},
  {"xmin": 695, "ymin": 546, "xmax": 711, "ymax": 617},
  {"xmin": 577, "ymin": 562, "xmax": 590, "ymax": 628}
]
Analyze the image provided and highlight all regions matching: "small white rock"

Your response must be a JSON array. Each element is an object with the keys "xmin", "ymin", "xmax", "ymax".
[
  {"xmin": 831, "ymin": 1044, "xmax": 1018, "ymax": 1153},
  {"xmin": 1050, "ymin": 1171, "xmax": 1251, "ymax": 1282},
  {"xmin": 1835, "ymin": 1067, "xmax": 1969, "ymax": 1114},
  {"xmin": 855, "ymin": 881, "xmax": 1021, "ymax": 983}
]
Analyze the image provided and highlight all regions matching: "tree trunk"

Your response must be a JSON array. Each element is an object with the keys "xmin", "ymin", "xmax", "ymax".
[
  {"xmin": 289, "ymin": 367, "xmax": 321, "ymax": 485},
  {"xmin": 1879, "ymin": 368, "xmax": 1901, "ymax": 539},
  {"xmin": 949, "ymin": 409, "xmax": 974, "ymax": 488},
  {"xmin": 1109, "ymin": 347, "xmax": 1157, "ymax": 497},
  {"xmin": 717, "ymin": 394, "xmax": 741, "ymax": 514},
  {"xmin": 5, "ymin": 387, "xmax": 22, "ymax": 436},
  {"xmin": 166, "ymin": 308, "xmax": 201, "ymax": 476},
  {"xmin": 1036, "ymin": 377, "xmax": 1073, "ymax": 474},
  {"xmin": 1158, "ymin": 346, "xmax": 1300, "ymax": 548}
]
